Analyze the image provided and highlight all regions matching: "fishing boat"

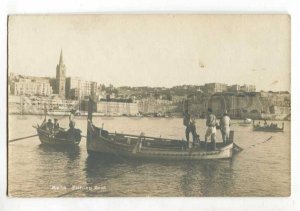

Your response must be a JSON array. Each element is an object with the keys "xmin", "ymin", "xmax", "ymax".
[
  {"xmin": 34, "ymin": 125, "xmax": 82, "ymax": 146},
  {"xmin": 252, "ymin": 120, "xmax": 284, "ymax": 132},
  {"xmin": 33, "ymin": 109, "xmax": 82, "ymax": 146},
  {"xmin": 86, "ymin": 98, "xmax": 241, "ymax": 160}
]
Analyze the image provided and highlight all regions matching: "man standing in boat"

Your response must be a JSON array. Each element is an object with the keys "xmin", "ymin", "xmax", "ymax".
[
  {"xmin": 219, "ymin": 110, "xmax": 231, "ymax": 144},
  {"xmin": 183, "ymin": 109, "xmax": 198, "ymax": 148},
  {"xmin": 205, "ymin": 108, "xmax": 217, "ymax": 150},
  {"xmin": 69, "ymin": 109, "xmax": 76, "ymax": 130}
]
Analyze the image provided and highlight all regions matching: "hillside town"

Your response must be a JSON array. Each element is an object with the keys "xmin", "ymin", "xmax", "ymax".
[{"xmin": 8, "ymin": 50, "xmax": 290, "ymax": 120}]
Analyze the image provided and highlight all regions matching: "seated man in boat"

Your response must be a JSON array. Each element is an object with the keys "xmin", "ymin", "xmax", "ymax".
[
  {"xmin": 219, "ymin": 110, "xmax": 231, "ymax": 144},
  {"xmin": 205, "ymin": 108, "xmax": 217, "ymax": 150},
  {"xmin": 46, "ymin": 119, "xmax": 54, "ymax": 133},
  {"xmin": 53, "ymin": 118, "xmax": 60, "ymax": 134}
]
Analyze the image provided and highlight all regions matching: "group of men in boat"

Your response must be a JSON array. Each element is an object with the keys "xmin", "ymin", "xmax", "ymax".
[
  {"xmin": 183, "ymin": 108, "xmax": 231, "ymax": 150},
  {"xmin": 255, "ymin": 120, "xmax": 280, "ymax": 129},
  {"xmin": 40, "ymin": 109, "xmax": 77, "ymax": 135}
]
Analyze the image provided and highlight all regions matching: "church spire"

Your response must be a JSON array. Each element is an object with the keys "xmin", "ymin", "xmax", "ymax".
[{"xmin": 59, "ymin": 49, "xmax": 64, "ymax": 65}]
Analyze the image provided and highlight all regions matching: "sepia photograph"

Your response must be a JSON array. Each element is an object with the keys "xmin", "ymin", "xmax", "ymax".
[{"xmin": 7, "ymin": 14, "xmax": 290, "ymax": 197}]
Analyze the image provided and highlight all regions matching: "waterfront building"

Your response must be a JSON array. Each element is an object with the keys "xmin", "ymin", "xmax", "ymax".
[
  {"xmin": 81, "ymin": 99, "xmax": 139, "ymax": 116},
  {"xmin": 240, "ymin": 84, "xmax": 256, "ymax": 92},
  {"xmin": 65, "ymin": 77, "xmax": 97, "ymax": 100},
  {"xmin": 228, "ymin": 84, "xmax": 240, "ymax": 92},
  {"xmin": 8, "ymin": 95, "xmax": 78, "ymax": 115},
  {"xmin": 203, "ymin": 83, "xmax": 228, "ymax": 94},
  {"xmin": 10, "ymin": 78, "xmax": 53, "ymax": 96},
  {"xmin": 65, "ymin": 77, "xmax": 81, "ymax": 99}
]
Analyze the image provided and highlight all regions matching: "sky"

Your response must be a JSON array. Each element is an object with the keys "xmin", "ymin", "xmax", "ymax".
[{"xmin": 8, "ymin": 15, "xmax": 290, "ymax": 91}]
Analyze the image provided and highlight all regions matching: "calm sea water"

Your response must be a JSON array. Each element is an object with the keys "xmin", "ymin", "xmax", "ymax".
[{"xmin": 8, "ymin": 115, "xmax": 290, "ymax": 197}]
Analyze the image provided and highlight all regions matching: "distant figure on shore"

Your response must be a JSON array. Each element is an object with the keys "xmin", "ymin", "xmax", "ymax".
[
  {"xmin": 219, "ymin": 110, "xmax": 231, "ymax": 144},
  {"xmin": 183, "ymin": 109, "xmax": 197, "ymax": 148},
  {"xmin": 69, "ymin": 109, "xmax": 76, "ymax": 130},
  {"xmin": 205, "ymin": 108, "xmax": 217, "ymax": 150}
]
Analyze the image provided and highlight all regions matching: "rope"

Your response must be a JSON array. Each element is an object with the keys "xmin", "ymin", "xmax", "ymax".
[{"xmin": 241, "ymin": 136, "xmax": 273, "ymax": 151}]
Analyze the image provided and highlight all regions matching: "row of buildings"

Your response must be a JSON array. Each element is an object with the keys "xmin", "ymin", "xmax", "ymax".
[
  {"xmin": 200, "ymin": 83, "xmax": 256, "ymax": 94},
  {"xmin": 9, "ymin": 50, "xmax": 101, "ymax": 100},
  {"xmin": 9, "ymin": 50, "xmax": 256, "ymax": 100}
]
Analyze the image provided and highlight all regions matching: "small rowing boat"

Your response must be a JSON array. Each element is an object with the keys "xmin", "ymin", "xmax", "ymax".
[
  {"xmin": 34, "ymin": 126, "xmax": 82, "ymax": 146},
  {"xmin": 252, "ymin": 120, "xmax": 284, "ymax": 132},
  {"xmin": 33, "ymin": 112, "xmax": 82, "ymax": 146},
  {"xmin": 239, "ymin": 118, "xmax": 252, "ymax": 127}
]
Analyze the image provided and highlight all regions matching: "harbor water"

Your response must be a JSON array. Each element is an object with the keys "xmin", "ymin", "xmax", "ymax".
[{"xmin": 8, "ymin": 115, "xmax": 290, "ymax": 197}]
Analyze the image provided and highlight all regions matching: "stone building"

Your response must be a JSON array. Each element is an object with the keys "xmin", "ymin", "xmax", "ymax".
[{"xmin": 55, "ymin": 50, "xmax": 66, "ymax": 99}]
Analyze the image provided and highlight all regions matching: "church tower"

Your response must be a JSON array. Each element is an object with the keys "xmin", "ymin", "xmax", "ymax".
[{"xmin": 56, "ymin": 49, "xmax": 66, "ymax": 99}]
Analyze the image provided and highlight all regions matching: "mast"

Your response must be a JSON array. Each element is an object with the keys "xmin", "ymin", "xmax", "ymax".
[
  {"xmin": 87, "ymin": 96, "xmax": 94, "ymax": 145},
  {"xmin": 87, "ymin": 96, "xmax": 93, "ymax": 122}
]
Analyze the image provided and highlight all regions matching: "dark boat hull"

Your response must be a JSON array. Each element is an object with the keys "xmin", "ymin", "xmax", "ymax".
[
  {"xmin": 37, "ymin": 128, "xmax": 81, "ymax": 146},
  {"xmin": 253, "ymin": 127, "xmax": 284, "ymax": 132}
]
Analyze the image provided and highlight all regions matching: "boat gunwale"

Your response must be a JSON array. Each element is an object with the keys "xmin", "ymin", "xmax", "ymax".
[{"xmin": 94, "ymin": 129, "xmax": 233, "ymax": 155}]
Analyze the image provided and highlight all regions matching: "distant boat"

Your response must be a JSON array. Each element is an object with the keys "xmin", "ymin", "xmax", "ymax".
[
  {"xmin": 252, "ymin": 120, "xmax": 284, "ymax": 132},
  {"xmin": 239, "ymin": 118, "xmax": 252, "ymax": 127}
]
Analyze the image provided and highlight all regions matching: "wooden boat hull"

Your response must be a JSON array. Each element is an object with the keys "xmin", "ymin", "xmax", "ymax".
[
  {"xmin": 86, "ymin": 124, "xmax": 234, "ymax": 161},
  {"xmin": 252, "ymin": 127, "xmax": 284, "ymax": 132},
  {"xmin": 252, "ymin": 121, "xmax": 284, "ymax": 132},
  {"xmin": 85, "ymin": 97, "xmax": 239, "ymax": 161},
  {"xmin": 37, "ymin": 128, "xmax": 81, "ymax": 146}
]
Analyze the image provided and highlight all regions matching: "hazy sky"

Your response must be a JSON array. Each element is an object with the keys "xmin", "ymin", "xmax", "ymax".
[{"xmin": 8, "ymin": 15, "xmax": 290, "ymax": 91}]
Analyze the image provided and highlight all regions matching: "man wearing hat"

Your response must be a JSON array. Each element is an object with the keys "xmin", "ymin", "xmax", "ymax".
[
  {"xmin": 219, "ymin": 110, "xmax": 231, "ymax": 144},
  {"xmin": 205, "ymin": 108, "xmax": 217, "ymax": 150}
]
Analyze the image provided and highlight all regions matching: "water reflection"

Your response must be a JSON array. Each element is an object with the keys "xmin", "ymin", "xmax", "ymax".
[
  {"xmin": 38, "ymin": 144, "xmax": 81, "ymax": 160},
  {"xmin": 180, "ymin": 159, "xmax": 234, "ymax": 196},
  {"xmin": 84, "ymin": 155, "xmax": 236, "ymax": 196}
]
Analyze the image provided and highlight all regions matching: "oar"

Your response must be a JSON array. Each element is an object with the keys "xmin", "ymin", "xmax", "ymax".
[{"xmin": 9, "ymin": 134, "xmax": 39, "ymax": 143}]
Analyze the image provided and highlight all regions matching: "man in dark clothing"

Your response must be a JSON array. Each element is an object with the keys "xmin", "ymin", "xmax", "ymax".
[
  {"xmin": 183, "ymin": 110, "xmax": 197, "ymax": 148},
  {"xmin": 53, "ymin": 118, "xmax": 60, "ymax": 133},
  {"xmin": 46, "ymin": 119, "xmax": 54, "ymax": 133}
]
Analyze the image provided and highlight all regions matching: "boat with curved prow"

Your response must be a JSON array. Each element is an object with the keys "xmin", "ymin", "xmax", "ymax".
[
  {"xmin": 35, "ymin": 126, "xmax": 82, "ymax": 146},
  {"xmin": 86, "ymin": 97, "xmax": 240, "ymax": 160},
  {"xmin": 33, "ymin": 108, "xmax": 82, "ymax": 146}
]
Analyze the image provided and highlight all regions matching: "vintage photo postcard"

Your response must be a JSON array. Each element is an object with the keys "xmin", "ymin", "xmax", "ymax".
[{"xmin": 7, "ymin": 14, "xmax": 290, "ymax": 197}]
